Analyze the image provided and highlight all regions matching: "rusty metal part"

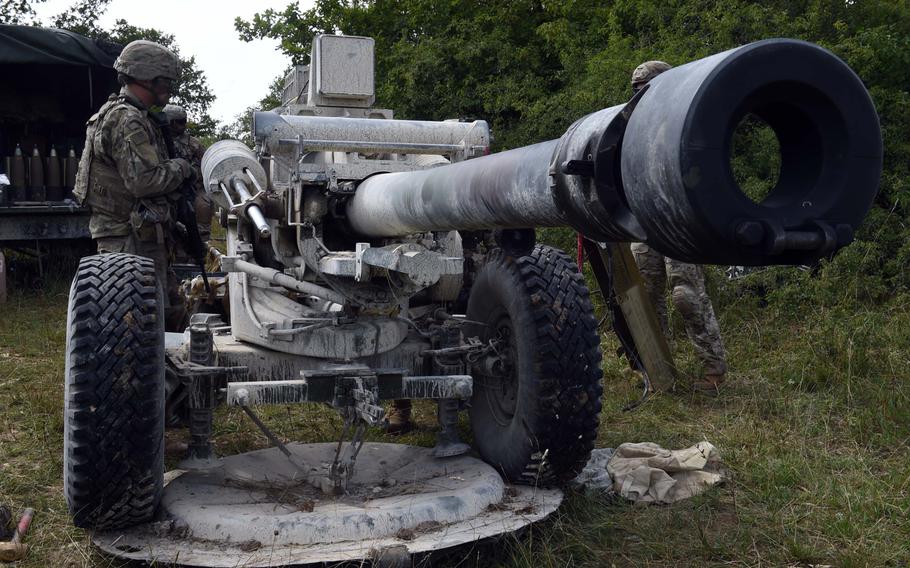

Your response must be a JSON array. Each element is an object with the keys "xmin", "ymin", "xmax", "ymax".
[{"xmin": 0, "ymin": 507, "xmax": 34, "ymax": 562}]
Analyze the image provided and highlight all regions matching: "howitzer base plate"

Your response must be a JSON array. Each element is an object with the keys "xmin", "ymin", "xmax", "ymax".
[{"xmin": 92, "ymin": 442, "xmax": 562, "ymax": 567}]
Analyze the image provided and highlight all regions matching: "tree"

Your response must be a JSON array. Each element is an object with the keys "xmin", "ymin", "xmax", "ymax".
[
  {"xmin": 237, "ymin": 0, "xmax": 910, "ymax": 291},
  {"xmin": 100, "ymin": 19, "xmax": 218, "ymax": 137},
  {"xmin": 0, "ymin": 0, "xmax": 217, "ymax": 137},
  {"xmin": 236, "ymin": 0, "xmax": 565, "ymax": 149},
  {"xmin": 0, "ymin": 0, "xmax": 44, "ymax": 25},
  {"xmin": 48, "ymin": 0, "xmax": 110, "ymax": 36}
]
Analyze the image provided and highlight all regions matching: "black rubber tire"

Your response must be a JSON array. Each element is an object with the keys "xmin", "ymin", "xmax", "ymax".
[
  {"xmin": 63, "ymin": 253, "xmax": 165, "ymax": 530},
  {"xmin": 466, "ymin": 244, "xmax": 603, "ymax": 485}
]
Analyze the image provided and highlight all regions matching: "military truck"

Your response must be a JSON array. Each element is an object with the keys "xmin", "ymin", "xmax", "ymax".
[{"xmin": 0, "ymin": 25, "xmax": 120, "ymax": 294}]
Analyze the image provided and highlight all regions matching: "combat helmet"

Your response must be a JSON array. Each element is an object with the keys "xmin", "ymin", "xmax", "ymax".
[
  {"xmin": 114, "ymin": 40, "xmax": 180, "ymax": 82},
  {"xmin": 162, "ymin": 104, "xmax": 187, "ymax": 122},
  {"xmin": 631, "ymin": 60, "xmax": 671, "ymax": 92}
]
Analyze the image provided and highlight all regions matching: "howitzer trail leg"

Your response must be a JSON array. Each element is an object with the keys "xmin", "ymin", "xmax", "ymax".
[
  {"xmin": 181, "ymin": 323, "xmax": 217, "ymax": 469},
  {"xmin": 630, "ymin": 243, "xmax": 669, "ymax": 334},
  {"xmin": 584, "ymin": 240, "xmax": 677, "ymax": 393}
]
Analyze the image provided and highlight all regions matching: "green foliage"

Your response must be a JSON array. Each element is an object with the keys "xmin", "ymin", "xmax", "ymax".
[
  {"xmin": 238, "ymin": 0, "xmax": 910, "ymax": 295},
  {"xmin": 100, "ymin": 20, "xmax": 218, "ymax": 137},
  {"xmin": 730, "ymin": 115, "xmax": 780, "ymax": 204},
  {"xmin": 205, "ymin": 74, "xmax": 286, "ymax": 148},
  {"xmin": 0, "ymin": 0, "xmax": 44, "ymax": 24},
  {"xmin": 0, "ymin": 0, "xmax": 218, "ymax": 137},
  {"xmin": 47, "ymin": 0, "xmax": 110, "ymax": 36}
]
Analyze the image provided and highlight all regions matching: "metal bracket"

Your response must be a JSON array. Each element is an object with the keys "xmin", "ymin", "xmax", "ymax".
[
  {"xmin": 167, "ymin": 355, "xmax": 249, "ymax": 383},
  {"xmin": 354, "ymin": 242, "xmax": 370, "ymax": 282}
]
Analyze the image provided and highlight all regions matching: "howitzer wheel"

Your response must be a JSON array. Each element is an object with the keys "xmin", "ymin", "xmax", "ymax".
[
  {"xmin": 467, "ymin": 244, "xmax": 603, "ymax": 484},
  {"xmin": 63, "ymin": 253, "xmax": 165, "ymax": 529}
]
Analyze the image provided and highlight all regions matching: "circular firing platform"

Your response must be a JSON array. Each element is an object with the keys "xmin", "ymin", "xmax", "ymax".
[{"xmin": 93, "ymin": 442, "xmax": 562, "ymax": 567}]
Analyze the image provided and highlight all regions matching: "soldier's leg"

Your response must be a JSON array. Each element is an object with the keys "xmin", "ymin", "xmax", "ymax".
[
  {"xmin": 665, "ymin": 259, "xmax": 727, "ymax": 382},
  {"xmin": 135, "ymin": 238, "xmax": 186, "ymax": 332},
  {"xmin": 164, "ymin": 263, "xmax": 187, "ymax": 331},
  {"xmin": 630, "ymin": 242, "xmax": 669, "ymax": 334},
  {"xmin": 95, "ymin": 235, "xmax": 135, "ymax": 254},
  {"xmin": 96, "ymin": 235, "xmax": 183, "ymax": 328},
  {"xmin": 195, "ymin": 190, "xmax": 213, "ymax": 244}
]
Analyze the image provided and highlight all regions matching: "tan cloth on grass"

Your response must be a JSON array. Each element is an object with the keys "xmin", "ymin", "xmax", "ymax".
[{"xmin": 606, "ymin": 441, "xmax": 725, "ymax": 504}]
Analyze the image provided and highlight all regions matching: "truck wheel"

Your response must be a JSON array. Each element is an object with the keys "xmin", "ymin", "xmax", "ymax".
[
  {"xmin": 63, "ymin": 253, "xmax": 165, "ymax": 529},
  {"xmin": 467, "ymin": 244, "xmax": 603, "ymax": 485}
]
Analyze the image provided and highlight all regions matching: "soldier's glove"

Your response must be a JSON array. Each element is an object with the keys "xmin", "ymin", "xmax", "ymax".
[
  {"xmin": 175, "ymin": 221, "xmax": 188, "ymax": 239},
  {"xmin": 173, "ymin": 158, "xmax": 195, "ymax": 181}
]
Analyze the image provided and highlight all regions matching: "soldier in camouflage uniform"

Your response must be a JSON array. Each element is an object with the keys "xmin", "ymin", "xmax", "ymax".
[
  {"xmin": 74, "ymin": 40, "xmax": 195, "ymax": 331},
  {"xmin": 630, "ymin": 61, "xmax": 728, "ymax": 393},
  {"xmin": 162, "ymin": 103, "xmax": 213, "ymax": 262}
]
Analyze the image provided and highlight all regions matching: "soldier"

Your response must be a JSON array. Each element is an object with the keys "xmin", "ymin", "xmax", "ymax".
[
  {"xmin": 629, "ymin": 61, "xmax": 728, "ymax": 393},
  {"xmin": 162, "ymin": 103, "xmax": 213, "ymax": 260},
  {"xmin": 73, "ymin": 40, "xmax": 195, "ymax": 330}
]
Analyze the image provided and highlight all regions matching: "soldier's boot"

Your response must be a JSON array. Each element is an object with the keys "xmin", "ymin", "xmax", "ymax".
[
  {"xmin": 386, "ymin": 399, "xmax": 416, "ymax": 435},
  {"xmin": 692, "ymin": 373, "xmax": 726, "ymax": 396}
]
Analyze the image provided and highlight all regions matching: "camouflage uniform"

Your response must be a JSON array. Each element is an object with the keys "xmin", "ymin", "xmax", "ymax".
[
  {"xmin": 630, "ymin": 243, "xmax": 727, "ymax": 376},
  {"xmin": 630, "ymin": 61, "xmax": 727, "ymax": 382},
  {"xmin": 163, "ymin": 104, "xmax": 212, "ymax": 246},
  {"xmin": 74, "ymin": 41, "xmax": 193, "ymax": 330}
]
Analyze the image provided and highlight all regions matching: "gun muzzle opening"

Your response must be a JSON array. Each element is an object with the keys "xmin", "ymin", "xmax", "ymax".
[{"xmin": 612, "ymin": 39, "xmax": 883, "ymax": 265}]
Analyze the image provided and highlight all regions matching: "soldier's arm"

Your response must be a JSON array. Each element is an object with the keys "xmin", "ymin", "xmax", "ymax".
[
  {"xmin": 112, "ymin": 115, "xmax": 191, "ymax": 199},
  {"xmin": 190, "ymin": 136, "xmax": 206, "ymax": 166},
  {"xmin": 189, "ymin": 136, "xmax": 207, "ymax": 193}
]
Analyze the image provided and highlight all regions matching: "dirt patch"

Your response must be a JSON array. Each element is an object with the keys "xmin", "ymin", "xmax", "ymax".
[
  {"xmin": 238, "ymin": 539, "xmax": 262, "ymax": 552},
  {"xmin": 396, "ymin": 520, "xmax": 443, "ymax": 541}
]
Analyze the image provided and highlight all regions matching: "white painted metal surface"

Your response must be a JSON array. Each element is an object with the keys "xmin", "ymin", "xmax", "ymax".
[
  {"xmin": 93, "ymin": 443, "xmax": 562, "ymax": 567},
  {"xmin": 311, "ymin": 34, "xmax": 375, "ymax": 107}
]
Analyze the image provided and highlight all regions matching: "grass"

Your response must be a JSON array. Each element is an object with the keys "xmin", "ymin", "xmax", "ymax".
[{"xmin": 0, "ymin": 261, "xmax": 909, "ymax": 567}]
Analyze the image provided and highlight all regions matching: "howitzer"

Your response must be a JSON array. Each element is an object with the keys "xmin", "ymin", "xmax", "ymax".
[{"xmin": 64, "ymin": 34, "xmax": 881, "ymax": 551}]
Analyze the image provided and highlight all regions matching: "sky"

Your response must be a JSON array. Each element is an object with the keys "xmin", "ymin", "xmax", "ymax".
[{"xmin": 35, "ymin": 0, "xmax": 310, "ymax": 125}]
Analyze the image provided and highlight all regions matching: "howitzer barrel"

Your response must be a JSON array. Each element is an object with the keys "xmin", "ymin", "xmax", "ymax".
[{"xmin": 347, "ymin": 39, "xmax": 882, "ymax": 265}]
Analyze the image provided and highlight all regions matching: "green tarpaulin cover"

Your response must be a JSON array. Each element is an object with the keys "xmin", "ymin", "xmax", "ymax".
[{"xmin": 0, "ymin": 24, "xmax": 120, "ymax": 67}]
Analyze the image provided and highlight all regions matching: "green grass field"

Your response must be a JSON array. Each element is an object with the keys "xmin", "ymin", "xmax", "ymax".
[{"xmin": 0, "ymin": 261, "xmax": 908, "ymax": 567}]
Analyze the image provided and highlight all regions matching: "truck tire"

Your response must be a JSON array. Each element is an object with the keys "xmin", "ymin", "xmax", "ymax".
[
  {"xmin": 63, "ymin": 253, "xmax": 165, "ymax": 529},
  {"xmin": 467, "ymin": 244, "xmax": 603, "ymax": 485}
]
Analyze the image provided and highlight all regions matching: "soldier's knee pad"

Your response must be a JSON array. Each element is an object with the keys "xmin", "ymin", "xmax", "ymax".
[{"xmin": 671, "ymin": 285, "xmax": 699, "ymax": 318}]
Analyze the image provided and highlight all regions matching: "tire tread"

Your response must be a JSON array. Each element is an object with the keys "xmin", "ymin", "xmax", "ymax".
[{"xmin": 64, "ymin": 253, "xmax": 164, "ymax": 530}]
